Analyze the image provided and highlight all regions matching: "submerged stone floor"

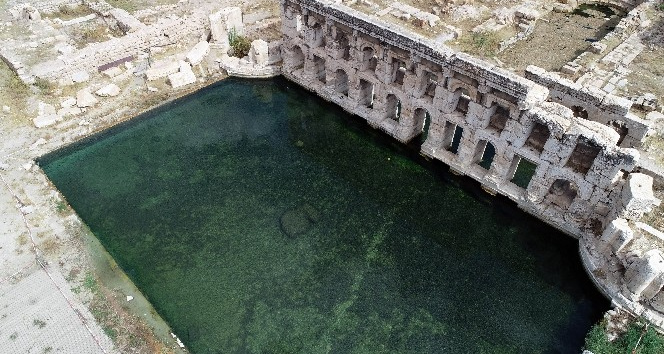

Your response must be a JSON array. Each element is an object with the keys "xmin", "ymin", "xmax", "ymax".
[{"xmin": 39, "ymin": 78, "xmax": 609, "ymax": 353}]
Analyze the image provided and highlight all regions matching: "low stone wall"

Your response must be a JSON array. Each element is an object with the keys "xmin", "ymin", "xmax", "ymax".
[
  {"xmin": 280, "ymin": 0, "xmax": 664, "ymax": 329},
  {"xmin": 30, "ymin": 14, "xmax": 207, "ymax": 84}
]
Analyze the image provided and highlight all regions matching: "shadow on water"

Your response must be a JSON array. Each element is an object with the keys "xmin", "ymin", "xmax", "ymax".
[{"xmin": 40, "ymin": 77, "xmax": 608, "ymax": 354}]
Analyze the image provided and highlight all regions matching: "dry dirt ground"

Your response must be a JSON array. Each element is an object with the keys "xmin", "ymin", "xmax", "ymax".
[{"xmin": 498, "ymin": 6, "xmax": 624, "ymax": 72}]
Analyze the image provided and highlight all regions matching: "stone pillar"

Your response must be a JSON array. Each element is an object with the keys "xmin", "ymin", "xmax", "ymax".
[
  {"xmin": 619, "ymin": 173, "xmax": 661, "ymax": 220},
  {"xmin": 249, "ymin": 40, "xmax": 269, "ymax": 67}
]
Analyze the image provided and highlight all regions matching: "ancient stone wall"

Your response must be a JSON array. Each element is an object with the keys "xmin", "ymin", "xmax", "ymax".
[
  {"xmin": 280, "ymin": 0, "xmax": 648, "ymax": 238},
  {"xmin": 280, "ymin": 0, "xmax": 664, "ymax": 328},
  {"xmin": 525, "ymin": 65, "xmax": 650, "ymax": 148}
]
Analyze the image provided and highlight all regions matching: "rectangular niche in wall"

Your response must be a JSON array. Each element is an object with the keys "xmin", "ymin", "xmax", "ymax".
[
  {"xmin": 392, "ymin": 58, "xmax": 407, "ymax": 86},
  {"xmin": 421, "ymin": 70, "xmax": 437, "ymax": 99},
  {"xmin": 488, "ymin": 105, "xmax": 509, "ymax": 133},
  {"xmin": 359, "ymin": 79, "xmax": 375, "ymax": 108},
  {"xmin": 509, "ymin": 157, "xmax": 537, "ymax": 189},
  {"xmin": 473, "ymin": 140, "xmax": 496, "ymax": 170},
  {"xmin": 565, "ymin": 138, "xmax": 601, "ymax": 175},
  {"xmin": 524, "ymin": 122, "xmax": 550, "ymax": 154},
  {"xmin": 455, "ymin": 90, "xmax": 471, "ymax": 115}
]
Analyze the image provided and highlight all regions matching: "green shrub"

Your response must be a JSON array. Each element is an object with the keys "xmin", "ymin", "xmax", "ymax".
[
  {"xmin": 33, "ymin": 77, "xmax": 55, "ymax": 94},
  {"xmin": 228, "ymin": 27, "xmax": 252, "ymax": 58},
  {"xmin": 584, "ymin": 319, "xmax": 664, "ymax": 354},
  {"xmin": 459, "ymin": 31, "xmax": 501, "ymax": 58}
]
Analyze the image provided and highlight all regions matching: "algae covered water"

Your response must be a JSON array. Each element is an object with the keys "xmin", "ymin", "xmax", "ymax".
[{"xmin": 40, "ymin": 78, "xmax": 607, "ymax": 353}]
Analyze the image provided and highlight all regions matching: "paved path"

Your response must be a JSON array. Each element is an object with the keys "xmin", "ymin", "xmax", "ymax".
[{"xmin": 0, "ymin": 264, "xmax": 115, "ymax": 353}]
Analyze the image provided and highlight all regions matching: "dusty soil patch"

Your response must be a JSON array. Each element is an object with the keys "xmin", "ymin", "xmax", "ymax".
[{"xmin": 498, "ymin": 6, "xmax": 623, "ymax": 72}]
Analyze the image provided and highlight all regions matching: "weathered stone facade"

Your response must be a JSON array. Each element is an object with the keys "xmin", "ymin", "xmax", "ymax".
[{"xmin": 279, "ymin": 0, "xmax": 664, "ymax": 328}]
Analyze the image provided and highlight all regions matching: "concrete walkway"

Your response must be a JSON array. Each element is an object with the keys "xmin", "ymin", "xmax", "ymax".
[{"xmin": 0, "ymin": 264, "xmax": 115, "ymax": 353}]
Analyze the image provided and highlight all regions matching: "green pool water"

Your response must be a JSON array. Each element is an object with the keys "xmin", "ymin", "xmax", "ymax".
[{"xmin": 40, "ymin": 78, "xmax": 608, "ymax": 353}]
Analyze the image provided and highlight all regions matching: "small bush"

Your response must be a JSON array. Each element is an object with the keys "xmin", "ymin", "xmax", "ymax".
[
  {"xmin": 228, "ymin": 27, "xmax": 252, "ymax": 58},
  {"xmin": 584, "ymin": 319, "xmax": 664, "ymax": 354},
  {"xmin": 34, "ymin": 77, "xmax": 55, "ymax": 94},
  {"xmin": 57, "ymin": 5, "xmax": 92, "ymax": 18},
  {"xmin": 459, "ymin": 31, "xmax": 501, "ymax": 58}
]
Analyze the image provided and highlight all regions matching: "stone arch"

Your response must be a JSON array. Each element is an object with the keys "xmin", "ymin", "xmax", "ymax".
[
  {"xmin": 335, "ymin": 69, "xmax": 349, "ymax": 96},
  {"xmin": 385, "ymin": 94, "xmax": 401, "ymax": 121},
  {"xmin": 361, "ymin": 46, "xmax": 378, "ymax": 72},
  {"xmin": 545, "ymin": 179, "xmax": 579, "ymax": 210},
  {"xmin": 290, "ymin": 45, "xmax": 305, "ymax": 70},
  {"xmin": 448, "ymin": 80, "xmax": 478, "ymax": 102}
]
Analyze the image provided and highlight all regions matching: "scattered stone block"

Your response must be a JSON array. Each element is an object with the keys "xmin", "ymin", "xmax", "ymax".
[
  {"xmin": 38, "ymin": 102, "xmax": 56, "ymax": 116},
  {"xmin": 186, "ymin": 41, "xmax": 210, "ymax": 66},
  {"xmin": 60, "ymin": 97, "xmax": 76, "ymax": 108},
  {"xmin": 76, "ymin": 89, "xmax": 98, "ymax": 108},
  {"xmin": 168, "ymin": 62, "xmax": 196, "ymax": 89},
  {"xmin": 146, "ymin": 59, "xmax": 180, "ymax": 81},
  {"xmin": 95, "ymin": 84, "xmax": 121, "ymax": 97},
  {"xmin": 33, "ymin": 114, "xmax": 58, "ymax": 128},
  {"xmin": 109, "ymin": 8, "xmax": 145, "ymax": 33},
  {"xmin": 2, "ymin": 105, "xmax": 9, "ymax": 113},
  {"xmin": 57, "ymin": 107, "xmax": 82, "ymax": 117},
  {"xmin": 71, "ymin": 71, "xmax": 90, "ymax": 83},
  {"xmin": 20, "ymin": 205, "xmax": 34, "ymax": 214},
  {"xmin": 646, "ymin": 111, "xmax": 664, "ymax": 121},
  {"xmin": 102, "ymin": 67, "xmax": 123, "ymax": 78}
]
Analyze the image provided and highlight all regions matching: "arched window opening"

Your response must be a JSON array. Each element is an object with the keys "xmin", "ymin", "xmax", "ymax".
[
  {"xmin": 291, "ymin": 45, "xmax": 304, "ymax": 70},
  {"xmin": 443, "ymin": 122, "xmax": 463, "ymax": 154},
  {"xmin": 421, "ymin": 71, "xmax": 437, "ymax": 99},
  {"xmin": 414, "ymin": 108, "xmax": 431, "ymax": 145},
  {"xmin": 392, "ymin": 58, "xmax": 407, "ymax": 86},
  {"xmin": 336, "ymin": 33, "xmax": 351, "ymax": 61},
  {"xmin": 308, "ymin": 22, "xmax": 325, "ymax": 47},
  {"xmin": 335, "ymin": 69, "xmax": 349, "ymax": 96},
  {"xmin": 362, "ymin": 47, "xmax": 378, "ymax": 72},
  {"xmin": 509, "ymin": 157, "xmax": 538, "ymax": 189},
  {"xmin": 312, "ymin": 55, "xmax": 326, "ymax": 83}
]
